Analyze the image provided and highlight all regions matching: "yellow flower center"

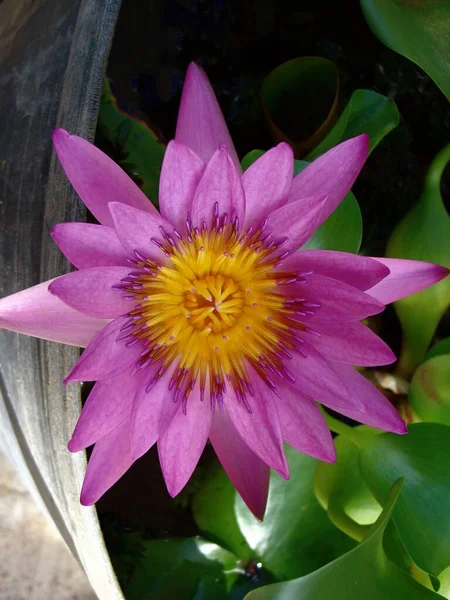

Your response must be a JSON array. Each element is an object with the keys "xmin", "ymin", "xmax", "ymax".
[{"xmin": 122, "ymin": 221, "xmax": 307, "ymax": 406}]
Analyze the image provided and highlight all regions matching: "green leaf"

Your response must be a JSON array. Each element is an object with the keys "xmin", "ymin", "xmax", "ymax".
[
  {"xmin": 245, "ymin": 480, "xmax": 440, "ymax": 600},
  {"xmin": 125, "ymin": 537, "xmax": 242, "ymax": 600},
  {"xmin": 361, "ymin": 0, "xmax": 450, "ymax": 102},
  {"xmin": 240, "ymin": 153, "xmax": 362, "ymax": 254},
  {"xmin": 261, "ymin": 57, "xmax": 339, "ymax": 157},
  {"xmin": 314, "ymin": 431, "xmax": 382, "ymax": 541},
  {"xmin": 360, "ymin": 423, "xmax": 450, "ymax": 576},
  {"xmin": 424, "ymin": 338, "xmax": 450, "ymax": 362},
  {"xmin": 235, "ymin": 446, "xmax": 355, "ymax": 581},
  {"xmin": 438, "ymin": 565, "xmax": 450, "ymax": 599},
  {"xmin": 386, "ymin": 143, "xmax": 450, "ymax": 377},
  {"xmin": 97, "ymin": 78, "xmax": 165, "ymax": 206},
  {"xmin": 409, "ymin": 355, "xmax": 450, "ymax": 426},
  {"xmin": 307, "ymin": 89, "xmax": 399, "ymax": 160},
  {"xmin": 192, "ymin": 461, "xmax": 253, "ymax": 561}
]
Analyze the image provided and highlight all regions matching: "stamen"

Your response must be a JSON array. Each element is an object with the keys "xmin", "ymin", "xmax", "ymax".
[{"xmin": 115, "ymin": 220, "xmax": 318, "ymax": 404}]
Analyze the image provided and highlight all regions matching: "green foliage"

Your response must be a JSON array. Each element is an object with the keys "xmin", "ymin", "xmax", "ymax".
[
  {"xmin": 409, "ymin": 355, "xmax": 450, "ymax": 425},
  {"xmin": 244, "ymin": 480, "xmax": 440, "ymax": 600},
  {"xmin": 261, "ymin": 57, "xmax": 339, "ymax": 156},
  {"xmin": 235, "ymin": 447, "xmax": 355, "ymax": 581},
  {"xmin": 425, "ymin": 338, "xmax": 450, "ymax": 362},
  {"xmin": 192, "ymin": 461, "xmax": 253, "ymax": 561},
  {"xmin": 307, "ymin": 89, "xmax": 399, "ymax": 160},
  {"xmin": 193, "ymin": 447, "xmax": 355, "ymax": 583},
  {"xmin": 314, "ymin": 430, "xmax": 381, "ymax": 542},
  {"xmin": 360, "ymin": 423, "xmax": 450, "ymax": 577},
  {"xmin": 361, "ymin": 0, "xmax": 450, "ymax": 102},
  {"xmin": 125, "ymin": 537, "xmax": 242, "ymax": 600},
  {"xmin": 97, "ymin": 78, "xmax": 165, "ymax": 206},
  {"xmin": 386, "ymin": 143, "xmax": 450, "ymax": 377}
]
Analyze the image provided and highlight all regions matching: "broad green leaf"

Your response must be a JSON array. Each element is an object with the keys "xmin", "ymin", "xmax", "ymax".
[
  {"xmin": 361, "ymin": 0, "xmax": 450, "ymax": 102},
  {"xmin": 360, "ymin": 423, "xmax": 450, "ymax": 576},
  {"xmin": 235, "ymin": 446, "xmax": 355, "ymax": 581},
  {"xmin": 192, "ymin": 461, "xmax": 253, "ymax": 561},
  {"xmin": 409, "ymin": 355, "xmax": 450, "ymax": 425},
  {"xmin": 314, "ymin": 431, "xmax": 382, "ymax": 541},
  {"xmin": 245, "ymin": 480, "xmax": 440, "ymax": 600},
  {"xmin": 97, "ymin": 78, "xmax": 165, "ymax": 206},
  {"xmin": 261, "ymin": 57, "xmax": 339, "ymax": 157},
  {"xmin": 425, "ymin": 338, "xmax": 450, "ymax": 362},
  {"xmin": 386, "ymin": 143, "xmax": 450, "ymax": 377},
  {"xmin": 240, "ymin": 153, "xmax": 362, "ymax": 254},
  {"xmin": 125, "ymin": 537, "xmax": 242, "ymax": 600},
  {"xmin": 307, "ymin": 89, "xmax": 399, "ymax": 160}
]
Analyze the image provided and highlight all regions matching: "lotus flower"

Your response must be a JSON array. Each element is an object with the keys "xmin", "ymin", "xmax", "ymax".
[{"xmin": 0, "ymin": 63, "xmax": 448, "ymax": 519}]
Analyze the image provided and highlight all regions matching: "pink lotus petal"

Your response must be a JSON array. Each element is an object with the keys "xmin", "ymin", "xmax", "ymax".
[
  {"xmin": 158, "ymin": 389, "xmax": 214, "ymax": 497},
  {"xmin": 175, "ymin": 62, "xmax": 240, "ymax": 172},
  {"xmin": 130, "ymin": 366, "xmax": 180, "ymax": 460},
  {"xmin": 288, "ymin": 135, "xmax": 369, "ymax": 223},
  {"xmin": 287, "ymin": 343, "xmax": 364, "ymax": 412},
  {"xmin": 224, "ymin": 377, "xmax": 289, "ymax": 479},
  {"xmin": 109, "ymin": 202, "xmax": 172, "ymax": 264},
  {"xmin": 242, "ymin": 143, "xmax": 293, "ymax": 229},
  {"xmin": 49, "ymin": 267, "xmax": 132, "ymax": 319},
  {"xmin": 287, "ymin": 273, "xmax": 385, "ymax": 322},
  {"xmin": 68, "ymin": 368, "xmax": 145, "ymax": 452},
  {"xmin": 159, "ymin": 140, "xmax": 206, "ymax": 231},
  {"xmin": 65, "ymin": 316, "xmax": 144, "ymax": 382},
  {"xmin": 366, "ymin": 258, "xmax": 450, "ymax": 304},
  {"xmin": 266, "ymin": 194, "xmax": 328, "ymax": 253},
  {"xmin": 281, "ymin": 250, "xmax": 390, "ymax": 291},
  {"xmin": 277, "ymin": 384, "xmax": 336, "ymax": 463},
  {"xmin": 51, "ymin": 223, "xmax": 130, "ymax": 269},
  {"xmin": 52, "ymin": 129, "xmax": 158, "ymax": 226},
  {"xmin": 331, "ymin": 365, "xmax": 407, "ymax": 434},
  {"xmin": 0, "ymin": 280, "xmax": 107, "ymax": 347},
  {"xmin": 302, "ymin": 321, "xmax": 396, "ymax": 366},
  {"xmin": 209, "ymin": 408, "xmax": 269, "ymax": 520},
  {"xmin": 80, "ymin": 416, "xmax": 134, "ymax": 505},
  {"xmin": 191, "ymin": 146, "xmax": 245, "ymax": 228}
]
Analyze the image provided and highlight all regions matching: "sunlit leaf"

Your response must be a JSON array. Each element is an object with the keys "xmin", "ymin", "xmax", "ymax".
[
  {"xmin": 360, "ymin": 423, "xmax": 450, "ymax": 576},
  {"xmin": 97, "ymin": 78, "xmax": 165, "ymax": 206},
  {"xmin": 386, "ymin": 143, "xmax": 450, "ymax": 377},
  {"xmin": 361, "ymin": 0, "xmax": 450, "ymax": 102},
  {"xmin": 261, "ymin": 57, "xmax": 339, "ymax": 157},
  {"xmin": 307, "ymin": 89, "xmax": 399, "ymax": 160},
  {"xmin": 438, "ymin": 565, "xmax": 450, "ymax": 599},
  {"xmin": 235, "ymin": 446, "xmax": 355, "ymax": 581},
  {"xmin": 314, "ymin": 430, "xmax": 382, "ymax": 541},
  {"xmin": 245, "ymin": 480, "xmax": 440, "ymax": 600},
  {"xmin": 409, "ymin": 355, "xmax": 450, "ymax": 426}
]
